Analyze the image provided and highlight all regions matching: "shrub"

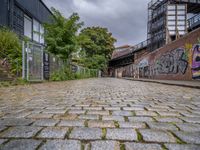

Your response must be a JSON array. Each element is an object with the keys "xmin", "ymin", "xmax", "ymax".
[
  {"xmin": 0, "ymin": 27, "xmax": 22, "ymax": 75},
  {"xmin": 50, "ymin": 66, "xmax": 98, "ymax": 81}
]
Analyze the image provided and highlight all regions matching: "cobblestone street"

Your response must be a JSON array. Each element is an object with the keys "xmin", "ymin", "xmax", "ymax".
[{"xmin": 0, "ymin": 78, "xmax": 200, "ymax": 150}]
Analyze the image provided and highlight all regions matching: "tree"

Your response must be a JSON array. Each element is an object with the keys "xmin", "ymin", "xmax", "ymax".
[
  {"xmin": 44, "ymin": 8, "xmax": 84, "ymax": 60},
  {"xmin": 79, "ymin": 27, "xmax": 116, "ymax": 70},
  {"xmin": 0, "ymin": 28, "xmax": 21, "ymax": 74}
]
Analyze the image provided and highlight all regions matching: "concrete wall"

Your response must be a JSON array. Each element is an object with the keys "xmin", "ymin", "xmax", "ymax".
[{"xmin": 116, "ymin": 28, "xmax": 200, "ymax": 80}]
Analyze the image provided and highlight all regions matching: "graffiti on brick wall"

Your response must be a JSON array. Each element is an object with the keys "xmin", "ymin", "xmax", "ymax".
[
  {"xmin": 155, "ymin": 48, "xmax": 188, "ymax": 75},
  {"xmin": 192, "ymin": 44, "xmax": 200, "ymax": 79}
]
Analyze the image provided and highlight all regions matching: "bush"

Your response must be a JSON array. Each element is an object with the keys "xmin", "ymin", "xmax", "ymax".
[
  {"xmin": 0, "ymin": 27, "xmax": 22, "ymax": 75},
  {"xmin": 50, "ymin": 66, "xmax": 98, "ymax": 81}
]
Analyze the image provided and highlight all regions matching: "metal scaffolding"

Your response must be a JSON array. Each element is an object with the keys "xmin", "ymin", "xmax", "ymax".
[{"xmin": 147, "ymin": 0, "xmax": 200, "ymax": 51}]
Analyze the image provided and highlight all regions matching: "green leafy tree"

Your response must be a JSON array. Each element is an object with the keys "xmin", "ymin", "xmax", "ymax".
[
  {"xmin": 44, "ymin": 8, "xmax": 84, "ymax": 60},
  {"xmin": 79, "ymin": 27, "xmax": 116, "ymax": 70},
  {"xmin": 0, "ymin": 28, "xmax": 21, "ymax": 74}
]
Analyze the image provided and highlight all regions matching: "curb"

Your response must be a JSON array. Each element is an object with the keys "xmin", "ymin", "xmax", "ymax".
[{"xmin": 123, "ymin": 78, "xmax": 200, "ymax": 89}]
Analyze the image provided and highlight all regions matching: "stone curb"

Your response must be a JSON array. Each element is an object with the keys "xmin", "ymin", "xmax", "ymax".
[{"xmin": 123, "ymin": 78, "xmax": 200, "ymax": 89}]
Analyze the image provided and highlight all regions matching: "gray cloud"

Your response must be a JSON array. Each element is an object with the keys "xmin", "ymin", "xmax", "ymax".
[{"xmin": 43, "ymin": 0, "xmax": 149, "ymax": 47}]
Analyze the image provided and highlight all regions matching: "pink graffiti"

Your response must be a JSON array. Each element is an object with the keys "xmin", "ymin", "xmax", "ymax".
[{"xmin": 192, "ymin": 44, "xmax": 200, "ymax": 79}]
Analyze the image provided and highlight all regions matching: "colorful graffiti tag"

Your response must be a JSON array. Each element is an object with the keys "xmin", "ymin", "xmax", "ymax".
[
  {"xmin": 155, "ymin": 48, "xmax": 188, "ymax": 75},
  {"xmin": 192, "ymin": 44, "xmax": 200, "ymax": 79}
]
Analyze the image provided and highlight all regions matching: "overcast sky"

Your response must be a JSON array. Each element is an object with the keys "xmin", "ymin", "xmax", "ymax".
[{"xmin": 43, "ymin": 0, "xmax": 150, "ymax": 47}]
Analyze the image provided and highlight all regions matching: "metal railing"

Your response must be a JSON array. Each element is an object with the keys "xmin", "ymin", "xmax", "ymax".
[
  {"xmin": 174, "ymin": 0, "xmax": 200, "ymax": 4},
  {"xmin": 188, "ymin": 13, "xmax": 200, "ymax": 30},
  {"xmin": 132, "ymin": 40, "xmax": 148, "ymax": 52}
]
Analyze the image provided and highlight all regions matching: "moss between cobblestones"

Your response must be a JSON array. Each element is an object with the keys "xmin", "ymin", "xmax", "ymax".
[
  {"xmin": 161, "ymin": 144, "xmax": 168, "ymax": 150},
  {"xmin": 99, "ymin": 115, "xmax": 102, "ymax": 120},
  {"xmin": 33, "ymin": 127, "xmax": 44, "ymax": 139},
  {"xmin": 172, "ymin": 123, "xmax": 181, "ymax": 131},
  {"xmin": 136, "ymin": 129, "xmax": 144, "ymax": 142},
  {"xmin": 81, "ymin": 143, "xmax": 84, "ymax": 150},
  {"xmin": 114, "ymin": 121, "xmax": 120, "ymax": 128},
  {"xmin": 171, "ymin": 132, "xmax": 186, "ymax": 144},
  {"xmin": 120, "ymin": 143, "xmax": 125, "ymax": 150},
  {"xmin": 81, "ymin": 141, "xmax": 91, "ymax": 150},
  {"xmin": 102, "ymin": 128, "xmax": 107, "ymax": 140},
  {"xmin": 127, "ymin": 104, "xmax": 131, "ymax": 107},
  {"xmin": 132, "ymin": 111, "xmax": 136, "ymax": 116},
  {"xmin": 84, "ymin": 120, "xmax": 88, "ymax": 127},
  {"xmin": 35, "ymin": 140, "xmax": 46, "ymax": 150},
  {"xmin": 152, "ymin": 117, "xmax": 158, "ymax": 122},
  {"xmin": 144, "ymin": 122, "xmax": 150, "ymax": 129},
  {"xmin": 66, "ymin": 127, "xmax": 73, "ymax": 139},
  {"xmin": 0, "ymin": 139, "xmax": 10, "ymax": 148},
  {"xmin": 109, "ymin": 110, "xmax": 112, "ymax": 115},
  {"xmin": 124, "ymin": 116, "xmax": 129, "ymax": 122},
  {"xmin": 84, "ymin": 110, "xmax": 88, "ymax": 115}
]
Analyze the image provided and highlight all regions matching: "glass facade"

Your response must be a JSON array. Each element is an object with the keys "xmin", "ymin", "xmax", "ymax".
[
  {"xmin": 167, "ymin": 4, "xmax": 187, "ymax": 36},
  {"xmin": 24, "ymin": 16, "xmax": 44, "ymax": 44},
  {"xmin": 24, "ymin": 15, "xmax": 32, "ymax": 39}
]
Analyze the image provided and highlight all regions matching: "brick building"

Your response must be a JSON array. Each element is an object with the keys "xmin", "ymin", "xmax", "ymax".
[{"xmin": 109, "ymin": 0, "xmax": 200, "ymax": 80}]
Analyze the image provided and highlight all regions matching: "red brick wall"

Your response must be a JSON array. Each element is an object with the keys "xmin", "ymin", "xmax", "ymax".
[{"xmin": 134, "ymin": 28, "xmax": 200, "ymax": 80}]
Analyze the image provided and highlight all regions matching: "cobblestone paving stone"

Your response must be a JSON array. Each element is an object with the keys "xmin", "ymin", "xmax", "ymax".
[
  {"xmin": 91, "ymin": 140, "xmax": 120, "ymax": 150},
  {"xmin": 36, "ymin": 127, "xmax": 68, "ymax": 139},
  {"xmin": 165, "ymin": 144, "xmax": 200, "ymax": 150},
  {"xmin": 32, "ymin": 119, "xmax": 59, "ymax": 126},
  {"xmin": 106, "ymin": 128, "xmax": 137, "ymax": 141},
  {"xmin": 125, "ymin": 142, "xmax": 162, "ymax": 150},
  {"xmin": 139, "ymin": 129, "xmax": 177, "ymax": 143},
  {"xmin": 58, "ymin": 120, "xmax": 85, "ymax": 127},
  {"xmin": 69, "ymin": 127, "xmax": 102, "ymax": 140},
  {"xmin": 0, "ymin": 139, "xmax": 7, "ymax": 145},
  {"xmin": 0, "ymin": 78, "xmax": 200, "ymax": 149},
  {"xmin": 39, "ymin": 140, "xmax": 81, "ymax": 150},
  {"xmin": 1, "ymin": 139, "xmax": 42, "ymax": 150}
]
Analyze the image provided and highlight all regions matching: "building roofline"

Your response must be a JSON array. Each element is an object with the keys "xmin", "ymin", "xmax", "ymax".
[{"xmin": 40, "ymin": 0, "xmax": 53, "ymax": 16}]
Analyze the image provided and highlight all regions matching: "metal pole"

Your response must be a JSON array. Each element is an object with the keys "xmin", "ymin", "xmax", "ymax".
[
  {"xmin": 26, "ymin": 42, "xmax": 29, "ymax": 81},
  {"xmin": 22, "ymin": 41, "xmax": 25, "ymax": 79},
  {"xmin": 41, "ymin": 46, "xmax": 44, "ymax": 81}
]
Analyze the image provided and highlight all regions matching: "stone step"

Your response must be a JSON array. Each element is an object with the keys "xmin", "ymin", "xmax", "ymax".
[{"xmin": 0, "ymin": 66, "xmax": 13, "ymax": 81}]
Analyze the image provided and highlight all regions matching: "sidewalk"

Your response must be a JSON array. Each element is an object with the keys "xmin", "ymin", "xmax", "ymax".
[{"xmin": 123, "ymin": 77, "xmax": 200, "ymax": 89}]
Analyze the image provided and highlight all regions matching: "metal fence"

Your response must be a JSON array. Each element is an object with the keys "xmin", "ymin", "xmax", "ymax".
[
  {"xmin": 22, "ymin": 41, "xmax": 99, "ymax": 82},
  {"xmin": 22, "ymin": 41, "xmax": 44, "ymax": 81}
]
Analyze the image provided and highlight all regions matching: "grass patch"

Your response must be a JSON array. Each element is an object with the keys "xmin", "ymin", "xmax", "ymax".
[
  {"xmin": 84, "ymin": 120, "xmax": 88, "ymax": 127},
  {"xmin": 114, "ymin": 121, "xmax": 120, "ymax": 128},
  {"xmin": 81, "ymin": 142, "xmax": 91, "ymax": 150},
  {"xmin": 102, "ymin": 128, "xmax": 107, "ymax": 140},
  {"xmin": 84, "ymin": 110, "xmax": 88, "ymax": 115},
  {"xmin": 136, "ymin": 129, "xmax": 143, "ymax": 142},
  {"xmin": 124, "ymin": 116, "xmax": 129, "ymax": 122},
  {"xmin": 109, "ymin": 110, "xmax": 112, "ymax": 115},
  {"xmin": 161, "ymin": 144, "xmax": 168, "ymax": 150},
  {"xmin": 66, "ymin": 127, "xmax": 73, "ymax": 139},
  {"xmin": 120, "ymin": 143, "xmax": 125, "ymax": 150}
]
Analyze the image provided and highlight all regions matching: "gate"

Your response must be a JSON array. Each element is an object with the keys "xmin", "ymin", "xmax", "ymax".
[{"xmin": 22, "ymin": 41, "xmax": 44, "ymax": 81}]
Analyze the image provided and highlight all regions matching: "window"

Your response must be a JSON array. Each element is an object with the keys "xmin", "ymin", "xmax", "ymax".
[
  {"xmin": 168, "ymin": 21, "xmax": 176, "ymax": 26},
  {"xmin": 40, "ymin": 24, "xmax": 44, "ymax": 44},
  {"xmin": 33, "ymin": 19, "xmax": 40, "ymax": 42},
  {"xmin": 24, "ymin": 15, "xmax": 32, "ymax": 39}
]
